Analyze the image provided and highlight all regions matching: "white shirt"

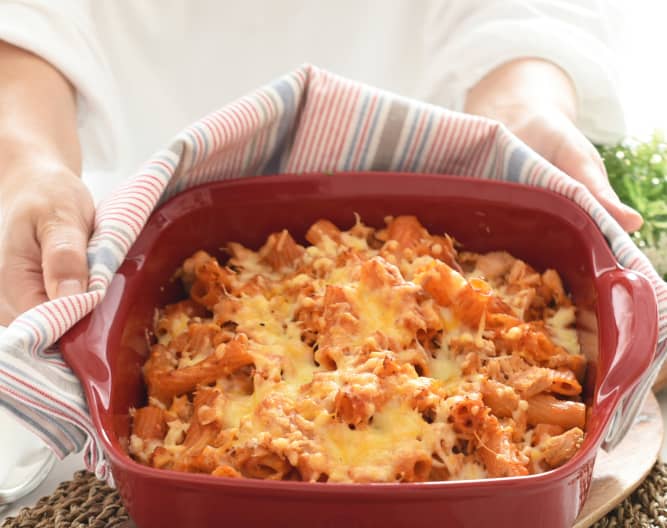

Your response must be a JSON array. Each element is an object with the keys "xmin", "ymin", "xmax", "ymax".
[{"xmin": 0, "ymin": 0, "xmax": 625, "ymax": 203}]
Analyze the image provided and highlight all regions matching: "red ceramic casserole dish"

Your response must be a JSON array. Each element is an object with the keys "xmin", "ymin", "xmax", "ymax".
[{"xmin": 60, "ymin": 172, "xmax": 658, "ymax": 528}]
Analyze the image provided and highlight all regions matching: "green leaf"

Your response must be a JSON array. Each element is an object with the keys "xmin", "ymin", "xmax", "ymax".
[{"xmin": 596, "ymin": 130, "xmax": 667, "ymax": 280}]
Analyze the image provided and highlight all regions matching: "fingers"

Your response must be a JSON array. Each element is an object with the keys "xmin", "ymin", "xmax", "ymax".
[
  {"xmin": 586, "ymin": 152, "xmax": 643, "ymax": 232},
  {"xmin": 0, "ymin": 267, "xmax": 49, "ymax": 325},
  {"xmin": 38, "ymin": 209, "xmax": 92, "ymax": 300},
  {"xmin": 594, "ymin": 186, "xmax": 644, "ymax": 233},
  {"xmin": 0, "ymin": 264, "xmax": 49, "ymax": 325},
  {"xmin": 551, "ymin": 128, "xmax": 643, "ymax": 233},
  {"xmin": 580, "ymin": 166, "xmax": 644, "ymax": 233},
  {"xmin": 501, "ymin": 107, "xmax": 643, "ymax": 233},
  {"xmin": 565, "ymin": 156, "xmax": 643, "ymax": 232},
  {"xmin": 0, "ymin": 163, "xmax": 94, "ymax": 323},
  {"xmin": 0, "ymin": 220, "xmax": 48, "ymax": 325}
]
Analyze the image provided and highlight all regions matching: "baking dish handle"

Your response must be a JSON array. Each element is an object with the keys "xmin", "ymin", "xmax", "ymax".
[{"xmin": 597, "ymin": 269, "xmax": 658, "ymax": 451}]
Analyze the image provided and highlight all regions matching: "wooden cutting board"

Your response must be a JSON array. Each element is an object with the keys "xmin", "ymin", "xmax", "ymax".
[{"xmin": 574, "ymin": 391, "xmax": 663, "ymax": 527}]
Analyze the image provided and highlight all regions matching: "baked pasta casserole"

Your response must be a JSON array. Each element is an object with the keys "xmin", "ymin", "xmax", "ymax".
[{"xmin": 130, "ymin": 215, "xmax": 586, "ymax": 482}]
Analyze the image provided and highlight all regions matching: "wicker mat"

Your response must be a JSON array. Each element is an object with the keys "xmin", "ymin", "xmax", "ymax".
[{"xmin": 3, "ymin": 464, "xmax": 667, "ymax": 528}]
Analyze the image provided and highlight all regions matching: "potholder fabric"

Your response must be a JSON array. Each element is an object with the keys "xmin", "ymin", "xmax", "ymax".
[{"xmin": 0, "ymin": 65, "xmax": 664, "ymax": 483}]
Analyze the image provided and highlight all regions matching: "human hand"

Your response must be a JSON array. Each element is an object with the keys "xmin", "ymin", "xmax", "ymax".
[
  {"xmin": 0, "ymin": 41, "xmax": 86, "ymax": 325},
  {"xmin": 465, "ymin": 59, "xmax": 642, "ymax": 233},
  {"xmin": 0, "ymin": 158, "xmax": 94, "ymax": 325},
  {"xmin": 496, "ymin": 104, "xmax": 642, "ymax": 232}
]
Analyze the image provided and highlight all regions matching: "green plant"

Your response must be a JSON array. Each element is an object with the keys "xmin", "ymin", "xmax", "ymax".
[{"xmin": 597, "ymin": 131, "xmax": 667, "ymax": 279}]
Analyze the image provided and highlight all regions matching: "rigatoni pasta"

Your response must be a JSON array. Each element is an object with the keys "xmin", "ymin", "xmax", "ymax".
[{"xmin": 130, "ymin": 215, "xmax": 586, "ymax": 482}]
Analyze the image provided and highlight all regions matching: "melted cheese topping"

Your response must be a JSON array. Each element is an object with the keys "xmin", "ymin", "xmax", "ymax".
[
  {"xmin": 353, "ymin": 282, "xmax": 413, "ymax": 346},
  {"xmin": 157, "ymin": 312, "xmax": 189, "ymax": 346},
  {"xmin": 429, "ymin": 355, "xmax": 461, "ymax": 382},
  {"xmin": 546, "ymin": 306, "xmax": 581, "ymax": 355},
  {"xmin": 319, "ymin": 402, "xmax": 434, "ymax": 482},
  {"xmin": 133, "ymin": 216, "xmax": 586, "ymax": 483}
]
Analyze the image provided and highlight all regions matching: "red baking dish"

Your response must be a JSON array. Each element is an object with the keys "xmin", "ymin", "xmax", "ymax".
[{"xmin": 60, "ymin": 172, "xmax": 658, "ymax": 528}]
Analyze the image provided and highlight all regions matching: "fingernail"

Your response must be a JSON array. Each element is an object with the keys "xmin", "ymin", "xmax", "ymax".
[
  {"xmin": 597, "ymin": 190, "xmax": 644, "ymax": 232},
  {"xmin": 621, "ymin": 205, "xmax": 644, "ymax": 232},
  {"xmin": 56, "ymin": 279, "xmax": 84, "ymax": 298},
  {"xmin": 620, "ymin": 202, "xmax": 641, "ymax": 217}
]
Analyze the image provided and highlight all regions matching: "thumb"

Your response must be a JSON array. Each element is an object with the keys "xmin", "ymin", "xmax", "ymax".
[{"xmin": 38, "ymin": 214, "xmax": 91, "ymax": 300}]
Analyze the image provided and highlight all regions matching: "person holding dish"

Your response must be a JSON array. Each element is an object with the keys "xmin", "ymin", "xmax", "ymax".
[{"xmin": 0, "ymin": 0, "xmax": 639, "ymax": 326}]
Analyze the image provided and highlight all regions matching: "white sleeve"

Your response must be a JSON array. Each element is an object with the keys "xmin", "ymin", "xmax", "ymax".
[
  {"xmin": 418, "ymin": 0, "xmax": 625, "ymax": 144},
  {"xmin": 0, "ymin": 0, "xmax": 119, "ymax": 172}
]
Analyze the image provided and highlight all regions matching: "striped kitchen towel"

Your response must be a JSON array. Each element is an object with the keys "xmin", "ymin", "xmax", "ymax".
[{"xmin": 0, "ymin": 64, "xmax": 665, "ymax": 483}]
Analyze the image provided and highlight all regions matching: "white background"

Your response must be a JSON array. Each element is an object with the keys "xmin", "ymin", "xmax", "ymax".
[{"xmin": 617, "ymin": 1, "xmax": 667, "ymax": 136}]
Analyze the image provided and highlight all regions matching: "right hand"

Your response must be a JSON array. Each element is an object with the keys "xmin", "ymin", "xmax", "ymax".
[
  {"xmin": 0, "ymin": 157, "xmax": 94, "ymax": 325},
  {"xmin": 499, "ymin": 106, "xmax": 643, "ymax": 233},
  {"xmin": 464, "ymin": 58, "xmax": 643, "ymax": 233}
]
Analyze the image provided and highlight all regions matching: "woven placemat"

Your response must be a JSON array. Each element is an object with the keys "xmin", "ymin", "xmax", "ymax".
[
  {"xmin": 1, "ymin": 471, "xmax": 128, "ymax": 528},
  {"xmin": 3, "ymin": 464, "xmax": 667, "ymax": 528}
]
